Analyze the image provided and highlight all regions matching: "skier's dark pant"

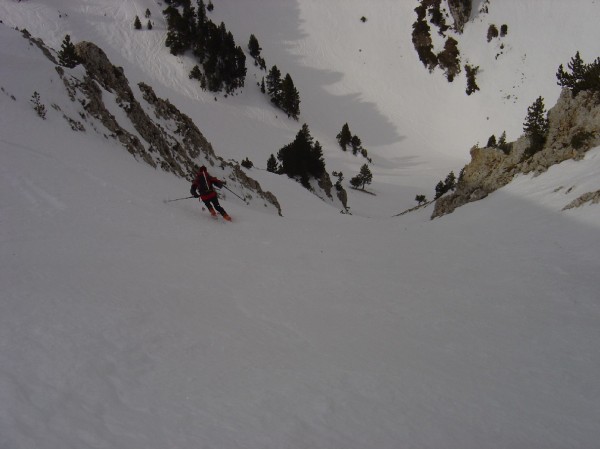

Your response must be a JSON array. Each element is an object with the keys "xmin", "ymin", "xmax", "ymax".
[{"xmin": 203, "ymin": 197, "xmax": 227, "ymax": 216}]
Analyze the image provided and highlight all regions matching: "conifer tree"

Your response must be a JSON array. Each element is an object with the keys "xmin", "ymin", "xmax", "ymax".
[
  {"xmin": 434, "ymin": 170, "xmax": 457, "ymax": 199},
  {"xmin": 280, "ymin": 73, "xmax": 300, "ymax": 119},
  {"xmin": 58, "ymin": 34, "xmax": 79, "ymax": 68},
  {"xmin": 134, "ymin": 15, "xmax": 142, "ymax": 30},
  {"xmin": 189, "ymin": 65, "xmax": 202, "ymax": 80},
  {"xmin": 267, "ymin": 154, "xmax": 279, "ymax": 173},
  {"xmin": 333, "ymin": 172, "xmax": 344, "ymax": 190},
  {"xmin": 248, "ymin": 34, "xmax": 261, "ymax": 59},
  {"xmin": 416, "ymin": 194, "xmax": 427, "ymax": 205},
  {"xmin": 437, "ymin": 37, "xmax": 461, "ymax": 82},
  {"xmin": 266, "ymin": 65, "xmax": 282, "ymax": 105},
  {"xmin": 412, "ymin": 5, "xmax": 437, "ymax": 71},
  {"xmin": 336, "ymin": 123, "xmax": 352, "ymax": 151},
  {"xmin": 434, "ymin": 180, "xmax": 446, "ymax": 199},
  {"xmin": 164, "ymin": 6, "xmax": 188, "ymax": 55},
  {"xmin": 557, "ymin": 51, "xmax": 600, "ymax": 97},
  {"xmin": 196, "ymin": 0, "xmax": 207, "ymax": 27},
  {"xmin": 350, "ymin": 135, "xmax": 362, "ymax": 156},
  {"xmin": 497, "ymin": 131, "xmax": 511, "ymax": 154},
  {"xmin": 444, "ymin": 171, "xmax": 456, "ymax": 191},
  {"xmin": 465, "ymin": 64, "xmax": 480, "ymax": 95},
  {"xmin": 523, "ymin": 96, "xmax": 549, "ymax": 156},
  {"xmin": 498, "ymin": 131, "xmax": 507, "ymax": 147},
  {"xmin": 277, "ymin": 124, "xmax": 325, "ymax": 188},
  {"xmin": 350, "ymin": 164, "xmax": 373, "ymax": 190}
]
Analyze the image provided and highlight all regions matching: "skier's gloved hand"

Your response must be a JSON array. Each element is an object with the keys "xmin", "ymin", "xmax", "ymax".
[{"xmin": 193, "ymin": 193, "xmax": 199, "ymax": 198}]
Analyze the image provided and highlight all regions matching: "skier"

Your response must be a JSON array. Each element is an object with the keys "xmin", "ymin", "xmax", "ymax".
[{"xmin": 190, "ymin": 165, "xmax": 231, "ymax": 221}]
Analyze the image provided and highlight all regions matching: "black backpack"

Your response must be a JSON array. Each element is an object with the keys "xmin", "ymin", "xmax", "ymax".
[{"xmin": 195, "ymin": 171, "xmax": 212, "ymax": 195}]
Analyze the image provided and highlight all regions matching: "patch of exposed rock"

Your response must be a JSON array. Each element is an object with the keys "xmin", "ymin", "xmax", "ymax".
[
  {"xmin": 317, "ymin": 171, "xmax": 348, "ymax": 211},
  {"xmin": 563, "ymin": 190, "xmax": 600, "ymax": 210},
  {"xmin": 21, "ymin": 29, "xmax": 58, "ymax": 64},
  {"xmin": 432, "ymin": 88, "xmax": 600, "ymax": 218}
]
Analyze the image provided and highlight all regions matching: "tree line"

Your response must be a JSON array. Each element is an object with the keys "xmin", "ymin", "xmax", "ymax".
[{"xmin": 163, "ymin": 0, "xmax": 246, "ymax": 94}]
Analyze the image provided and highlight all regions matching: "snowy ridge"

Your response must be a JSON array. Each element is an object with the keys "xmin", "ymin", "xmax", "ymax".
[{"xmin": 1, "ymin": 1, "xmax": 600, "ymax": 448}]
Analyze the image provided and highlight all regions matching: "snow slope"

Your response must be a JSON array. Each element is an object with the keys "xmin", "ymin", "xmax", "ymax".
[{"xmin": 1, "ymin": 1, "xmax": 600, "ymax": 448}]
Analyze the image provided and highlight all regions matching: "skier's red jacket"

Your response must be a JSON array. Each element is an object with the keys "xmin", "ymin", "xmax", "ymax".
[{"xmin": 190, "ymin": 166, "xmax": 224, "ymax": 201}]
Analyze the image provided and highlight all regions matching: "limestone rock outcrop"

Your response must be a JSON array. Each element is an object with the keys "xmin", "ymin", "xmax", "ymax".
[{"xmin": 432, "ymin": 88, "xmax": 600, "ymax": 218}]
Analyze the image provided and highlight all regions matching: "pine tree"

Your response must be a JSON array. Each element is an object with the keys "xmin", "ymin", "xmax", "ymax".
[
  {"xmin": 280, "ymin": 73, "xmax": 300, "ymax": 119},
  {"xmin": 196, "ymin": 0, "xmax": 207, "ymax": 28},
  {"xmin": 350, "ymin": 176, "xmax": 362, "ymax": 189},
  {"xmin": 497, "ymin": 131, "xmax": 511, "ymax": 154},
  {"xmin": 145, "ymin": 8, "xmax": 151, "ymax": 18},
  {"xmin": 465, "ymin": 64, "xmax": 480, "ymax": 95},
  {"xmin": 437, "ymin": 37, "xmax": 461, "ymax": 82},
  {"xmin": 434, "ymin": 180, "xmax": 446, "ymax": 199},
  {"xmin": 523, "ymin": 96, "xmax": 549, "ymax": 156},
  {"xmin": 266, "ymin": 65, "xmax": 282, "ymax": 105},
  {"xmin": 336, "ymin": 123, "xmax": 352, "ymax": 151},
  {"xmin": 134, "ymin": 15, "xmax": 142, "ymax": 30},
  {"xmin": 444, "ymin": 171, "xmax": 456, "ymax": 191},
  {"xmin": 498, "ymin": 131, "xmax": 507, "ymax": 147},
  {"xmin": 277, "ymin": 124, "xmax": 324, "ymax": 188},
  {"xmin": 487, "ymin": 134, "xmax": 497, "ymax": 148},
  {"xmin": 248, "ymin": 34, "xmax": 261, "ymax": 59},
  {"xmin": 412, "ymin": 5, "xmax": 438, "ymax": 70},
  {"xmin": 266, "ymin": 154, "xmax": 279, "ymax": 173},
  {"xmin": 350, "ymin": 135, "xmax": 362, "ymax": 156},
  {"xmin": 557, "ymin": 52, "xmax": 600, "ymax": 97},
  {"xmin": 241, "ymin": 157, "xmax": 253, "ymax": 169},
  {"xmin": 333, "ymin": 172, "xmax": 344, "ymax": 190},
  {"xmin": 58, "ymin": 34, "xmax": 79, "ymax": 68},
  {"xmin": 147, "ymin": 20, "xmax": 153, "ymax": 30},
  {"xmin": 350, "ymin": 164, "xmax": 373, "ymax": 190},
  {"xmin": 189, "ymin": 65, "xmax": 202, "ymax": 80},
  {"xmin": 164, "ymin": 6, "xmax": 188, "ymax": 55}
]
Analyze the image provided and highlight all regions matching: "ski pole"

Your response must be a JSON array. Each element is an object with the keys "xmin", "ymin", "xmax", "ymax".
[
  {"xmin": 222, "ymin": 185, "xmax": 248, "ymax": 203},
  {"xmin": 163, "ymin": 195, "xmax": 195, "ymax": 203}
]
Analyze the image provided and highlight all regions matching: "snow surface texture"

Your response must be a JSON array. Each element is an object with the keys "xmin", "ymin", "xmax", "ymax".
[{"xmin": 1, "ymin": 1, "xmax": 599, "ymax": 448}]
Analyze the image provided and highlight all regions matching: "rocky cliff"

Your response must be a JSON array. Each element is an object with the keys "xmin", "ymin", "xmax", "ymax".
[
  {"xmin": 432, "ymin": 88, "xmax": 600, "ymax": 218},
  {"xmin": 21, "ymin": 30, "xmax": 282, "ymax": 215}
]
